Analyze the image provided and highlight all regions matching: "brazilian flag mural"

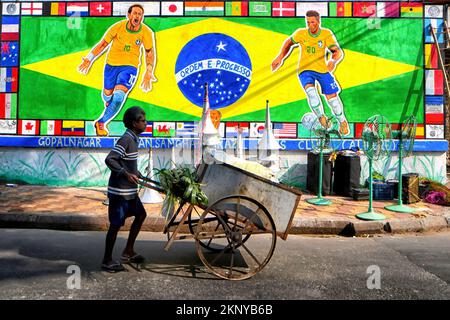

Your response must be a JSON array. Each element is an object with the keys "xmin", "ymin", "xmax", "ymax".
[
  {"xmin": 1, "ymin": 1, "xmax": 443, "ymax": 142},
  {"xmin": 20, "ymin": 16, "xmax": 423, "ymax": 118}
]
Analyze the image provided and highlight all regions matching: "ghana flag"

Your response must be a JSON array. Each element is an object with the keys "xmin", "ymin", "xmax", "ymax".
[{"xmin": 19, "ymin": 16, "xmax": 423, "ymax": 127}]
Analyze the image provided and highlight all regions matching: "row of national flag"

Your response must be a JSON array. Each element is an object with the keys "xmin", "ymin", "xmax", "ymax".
[
  {"xmin": 0, "ymin": 119, "xmax": 300, "ymax": 138},
  {"xmin": 0, "ymin": 119, "xmax": 438, "ymax": 139},
  {"xmin": 1, "ymin": 2, "xmax": 426, "ymax": 18},
  {"xmin": 0, "ymin": 118, "xmax": 441, "ymax": 139},
  {"xmin": 422, "ymin": 2, "xmax": 445, "ymax": 138},
  {"xmin": 1, "ymin": 1, "xmax": 445, "ymax": 141},
  {"xmin": 354, "ymin": 123, "xmax": 428, "ymax": 139},
  {"xmin": 423, "ymin": 15, "xmax": 443, "ymax": 138}
]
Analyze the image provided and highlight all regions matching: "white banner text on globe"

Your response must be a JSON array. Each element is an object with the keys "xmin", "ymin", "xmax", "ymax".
[{"xmin": 175, "ymin": 58, "xmax": 252, "ymax": 83}]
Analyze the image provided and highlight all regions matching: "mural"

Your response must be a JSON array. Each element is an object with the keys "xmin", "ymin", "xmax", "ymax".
[
  {"xmin": 0, "ymin": 147, "xmax": 446, "ymax": 187},
  {"xmin": 0, "ymin": 1, "xmax": 447, "ymax": 187},
  {"xmin": 0, "ymin": 0, "xmax": 444, "ymax": 143}
]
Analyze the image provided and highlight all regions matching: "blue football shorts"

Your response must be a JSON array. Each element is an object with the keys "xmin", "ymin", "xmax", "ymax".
[
  {"xmin": 104, "ymin": 64, "xmax": 138, "ymax": 91},
  {"xmin": 298, "ymin": 70, "xmax": 340, "ymax": 95}
]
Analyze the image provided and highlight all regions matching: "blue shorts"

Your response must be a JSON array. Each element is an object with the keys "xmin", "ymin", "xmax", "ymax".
[
  {"xmin": 298, "ymin": 71, "xmax": 340, "ymax": 95},
  {"xmin": 108, "ymin": 195, "xmax": 147, "ymax": 227},
  {"xmin": 104, "ymin": 64, "xmax": 138, "ymax": 91}
]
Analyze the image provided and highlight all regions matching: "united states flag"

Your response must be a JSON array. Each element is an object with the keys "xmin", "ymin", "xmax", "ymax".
[{"xmin": 273, "ymin": 123, "xmax": 297, "ymax": 138}]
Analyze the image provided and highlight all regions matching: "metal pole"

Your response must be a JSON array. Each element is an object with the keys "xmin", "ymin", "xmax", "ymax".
[
  {"xmin": 385, "ymin": 137, "xmax": 416, "ymax": 213},
  {"xmin": 398, "ymin": 143, "xmax": 403, "ymax": 206},
  {"xmin": 318, "ymin": 151, "xmax": 323, "ymax": 199}
]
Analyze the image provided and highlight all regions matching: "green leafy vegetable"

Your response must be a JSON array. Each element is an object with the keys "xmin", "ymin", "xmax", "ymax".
[{"xmin": 155, "ymin": 165, "xmax": 208, "ymax": 220}]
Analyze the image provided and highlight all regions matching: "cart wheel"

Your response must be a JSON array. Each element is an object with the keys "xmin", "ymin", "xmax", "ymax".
[
  {"xmin": 195, "ymin": 195, "xmax": 276, "ymax": 280},
  {"xmin": 189, "ymin": 206, "xmax": 251, "ymax": 252}
]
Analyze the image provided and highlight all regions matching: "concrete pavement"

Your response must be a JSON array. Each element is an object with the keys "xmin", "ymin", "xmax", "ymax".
[{"xmin": 0, "ymin": 184, "xmax": 449, "ymax": 236}]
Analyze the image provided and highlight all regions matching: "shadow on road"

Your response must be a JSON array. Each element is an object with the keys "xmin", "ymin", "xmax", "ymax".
[{"xmin": 0, "ymin": 229, "xmax": 231, "ymax": 282}]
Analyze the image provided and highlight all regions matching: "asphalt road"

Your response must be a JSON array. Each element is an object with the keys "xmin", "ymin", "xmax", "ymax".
[{"xmin": 0, "ymin": 228, "xmax": 449, "ymax": 300}]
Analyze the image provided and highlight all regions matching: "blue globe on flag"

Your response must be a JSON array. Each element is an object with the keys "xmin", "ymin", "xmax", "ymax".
[{"xmin": 175, "ymin": 33, "xmax": 252, "ymax": 109}]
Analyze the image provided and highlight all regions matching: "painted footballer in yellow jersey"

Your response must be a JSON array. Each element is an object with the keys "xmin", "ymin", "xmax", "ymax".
[
  {"xmin": 271, "ymin": 10, "xmax": 349, "ymax": 136},
  {"xmin": 103, "ymin": 20, "xmax": 153, "ymax": 68},
  {"xmin": 78, "ymin": 4, "xmax": 157, "ymax": 136}
]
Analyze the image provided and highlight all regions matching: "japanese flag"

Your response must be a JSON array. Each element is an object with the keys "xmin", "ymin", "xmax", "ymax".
[{"xmin": 161, "ymin": 2, "xmax": 183, "ymax": 16}]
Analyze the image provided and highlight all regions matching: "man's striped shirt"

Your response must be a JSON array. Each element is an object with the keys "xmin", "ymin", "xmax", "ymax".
[{"xmin": 105, "ymin": 129, "xmax": 140, "ymax": 199}]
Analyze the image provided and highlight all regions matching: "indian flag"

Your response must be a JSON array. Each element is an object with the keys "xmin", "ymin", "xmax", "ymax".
[
  {"xmin": 400, "ymin": 3, "xmax": 422, "ymax": 18},
  {"xmin": 185, "ymin": 1, "xmax": 224, "ymax": 16},
  {"xmin": 40, "ymin": 120, "xmax": 62, "ymax": 135},
  {"xmin": 329, "ymin": 2, "xmax": 352, "ymax": 17}
]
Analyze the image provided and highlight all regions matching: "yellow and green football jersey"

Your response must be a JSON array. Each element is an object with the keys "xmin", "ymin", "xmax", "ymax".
[
  {"xmin": 291, "ymin": 28, "xmax": 339, "ymax": 74},
  {"xmin": 103, "ymin": 20, "xmax": 154, "ymax": 68}
]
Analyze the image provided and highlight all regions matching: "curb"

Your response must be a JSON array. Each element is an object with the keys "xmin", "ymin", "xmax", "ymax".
[
  {"xmin": 289, "ymin": 218, "xmax": 353, "ymax": 236},
  {"xmin": 0, "ymin": 213, "xmax": 109, "ymax": 231},
  {"xmin": 421, "ymin": 216, "xmax": 449, "ymax": 232},
  {"xmin": 0, "ymin": 212, "xmax": 449, "ymax": 236},
  {"xmin": 384, "ymin": 219, "xmax": 423, "ymax": 233},
  {"xmin": 351, "ymin": 221, "xmax": 386, "ymax": 236},
  {"xmin": 442, "ymin": 213, "xmax": 450, "ymax": 226}
]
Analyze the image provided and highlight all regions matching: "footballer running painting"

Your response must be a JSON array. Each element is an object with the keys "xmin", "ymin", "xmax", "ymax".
[
  {"xmin": 271, "ymin": 10, "xmax": 349, "ymax": 136},
  {"xmin": 78, "ymin": 4, "xmax": 157, "ymax": 136}
]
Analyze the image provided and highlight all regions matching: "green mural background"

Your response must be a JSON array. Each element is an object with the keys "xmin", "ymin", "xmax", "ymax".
[{"xmin": 19, "ymin": 16, "xmax": 423, "ymax": 124}]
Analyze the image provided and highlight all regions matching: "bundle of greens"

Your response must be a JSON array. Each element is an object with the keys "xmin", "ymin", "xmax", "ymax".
[{"xmin": 156, "ymin": 165, "xmax": 208, "ymax": 220}]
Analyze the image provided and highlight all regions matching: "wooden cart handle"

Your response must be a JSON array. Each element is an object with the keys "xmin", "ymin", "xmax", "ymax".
[{"xmin": 138, "ymin": 176, "xmax": 165, "ymax": 193}]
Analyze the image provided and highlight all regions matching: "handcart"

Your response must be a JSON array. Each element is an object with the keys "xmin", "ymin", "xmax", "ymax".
[{"xmin": 140, "ymin": 162, "xmax": 302, "ymax": 280}]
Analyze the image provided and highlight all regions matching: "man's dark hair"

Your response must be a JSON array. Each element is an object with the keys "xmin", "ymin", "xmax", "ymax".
[
  {"xmin": 306, "ymin": 10, "xmax": 320, "ymax": 19},
  {"xmin": 128, "ymin": 4, "xmax": 144, "ymax": 14},
  {"xmin": 123, "ymin": 106, "xmax": 146, "ymax": 129}
]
